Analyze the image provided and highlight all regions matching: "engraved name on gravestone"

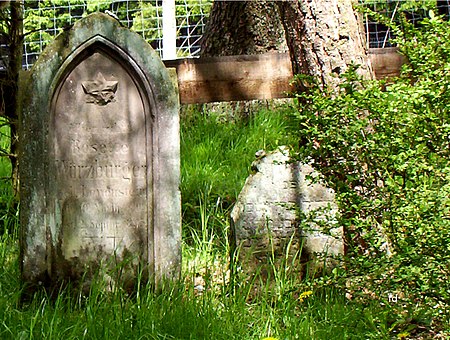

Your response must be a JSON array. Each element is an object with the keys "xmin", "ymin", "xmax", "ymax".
[{"xmin": 20, "ymin": 13, "xmax": 180, "ymax": 291}]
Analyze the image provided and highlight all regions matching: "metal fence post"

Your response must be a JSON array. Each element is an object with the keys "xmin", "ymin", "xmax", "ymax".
[{"xmin": 163, "ymin": 0, "xmax": 177, "ymax": 60}]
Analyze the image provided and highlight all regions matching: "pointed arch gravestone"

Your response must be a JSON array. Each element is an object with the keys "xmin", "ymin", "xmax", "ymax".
[{"xmin": 19, "ymin": 13, "xmax": 180, "ymax": 292}]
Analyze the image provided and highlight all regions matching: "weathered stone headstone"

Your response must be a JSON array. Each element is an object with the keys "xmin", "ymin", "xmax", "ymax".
[
  {"xmin": 231, "ymin": 147, "xmax": 343, "ymax": 275},
  {"xmin": 20, "ymin": 13, "xmax": 180, "ymax": 291}
]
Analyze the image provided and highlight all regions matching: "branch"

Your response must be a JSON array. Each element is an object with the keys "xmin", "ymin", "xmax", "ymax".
[{"xmin": 22, "ymin": 27, "xmax": 46, "ymax": 38}]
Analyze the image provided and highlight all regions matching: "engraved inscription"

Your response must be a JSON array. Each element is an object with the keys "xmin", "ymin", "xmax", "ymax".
[
  {"xmin": 81, "ymin": 222, "xmax": 120, "ymax": 248},
  {"xmin": 53, "ymin": 50, "xmax": 150, "ymax": 257},
  {"xmin": 55, "ymin": 160, "xmax": 147, "ymax": 180},
  {"xmin": 82, "ymin": 72, "xmax": 118, "ymax": 106},
  {"xmin": 81, "ymin": 185, "xmax": 146, "ymax": 198},
  {"xmin": 79, "ymin": 220, "xmax": 146, "ymax": 250},
  {"xmin": 70, "ymin": 139, "xmax": 129, "ymax": 154}
]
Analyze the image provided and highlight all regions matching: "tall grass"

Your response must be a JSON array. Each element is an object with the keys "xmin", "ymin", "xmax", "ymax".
[
  {"xmin": 0, "ymin": 225, "xmax": 394, "ymax": 339},
  {"xmin": 0, "ymin": 106, "xmax": 426, "ymax": 339},
  {"xmin": 181, "ymin": 106, "xmax": 296, "ymax": 237}
]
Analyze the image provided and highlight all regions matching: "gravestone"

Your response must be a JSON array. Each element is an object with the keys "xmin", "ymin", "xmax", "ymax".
[
  {"xmin": 231, "ymin": 147, "xmax": 343, "ymax": 275},
  {"xmin": 19, "ymin": 13, "xmax": 180, "ymax": 292}
]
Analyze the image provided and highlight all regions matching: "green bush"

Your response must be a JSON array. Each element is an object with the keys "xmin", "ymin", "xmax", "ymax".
[{"xmin": 289, "ymin": 12, "xmax": 450, "ymax": 327}]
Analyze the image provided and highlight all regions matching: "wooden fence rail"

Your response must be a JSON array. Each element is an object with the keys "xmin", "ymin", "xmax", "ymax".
[{"xmin": 164, "ymin": 47, "xmax": 404, "ymax": 104}]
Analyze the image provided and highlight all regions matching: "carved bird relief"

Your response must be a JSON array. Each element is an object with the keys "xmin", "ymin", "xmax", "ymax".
[{"xmin": 82, "ymin": 72, "xmax": 118, "ymax": 106}]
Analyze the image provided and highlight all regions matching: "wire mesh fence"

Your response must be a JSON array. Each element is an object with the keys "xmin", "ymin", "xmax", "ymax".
[
  {"xmin": 19, "ymin": 0, "xmax": 212, "ymax": 69},
  {"xmin": 1, "ymin": 1, "xmax": 450, "ymax": 70},
  {"xmin": 360, "ymin": 0, "xmax": 450, "ymax": 48}
]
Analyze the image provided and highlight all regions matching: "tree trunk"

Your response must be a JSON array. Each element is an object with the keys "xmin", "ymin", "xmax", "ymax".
[
  {"xmin": 199, "ymin": 1, "xmax": 288, "ymax": 119},
  {"xmin": 201, "ymin": 0, "xmax": 286, "ymax": 57},
  {"xmin": 4, "ymin": 0, "xmax": 22, "ymax": 196},
  {"xmin": 277, "ymin": 0, "xmax": 374, "ymax": 91}
]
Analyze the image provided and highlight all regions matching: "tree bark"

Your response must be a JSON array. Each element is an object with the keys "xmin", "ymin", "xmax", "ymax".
[
  {"xmin": 201, "ymin": 0, "xmax": 286, "ymax": 57},
  {"xmin": 277, "ymin": 0, "xmax": 374, "ymax": 91},
  {"xmin": 199, "ymin": 1, "xmax": 288, "ymax": 118},
  {"xmin": 4, "ymin": 1, "xmax": 23, "ymax": 195}
]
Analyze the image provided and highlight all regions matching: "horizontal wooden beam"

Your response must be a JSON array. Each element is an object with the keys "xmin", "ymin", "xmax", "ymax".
[
  {"xmin": 164, "ymin": 53, "xmax": 293, "ymax": 104},
  {"xmin": 368, "ymin": 47, "xmax": 405, "ymax": 79},
  {"xmin": 164, "ymin": 48, "xmax": 405, "ymax": 104}
]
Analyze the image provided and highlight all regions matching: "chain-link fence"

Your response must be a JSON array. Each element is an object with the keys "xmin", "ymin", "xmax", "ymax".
[{"xmin": 1, "ymin": 1, "xmax": 450, "ymax": 70}]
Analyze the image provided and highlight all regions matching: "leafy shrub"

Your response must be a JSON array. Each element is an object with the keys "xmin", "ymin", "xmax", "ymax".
[{"xmin": 289, "ymin": 12, "xmax": 450, "ymax": 326}]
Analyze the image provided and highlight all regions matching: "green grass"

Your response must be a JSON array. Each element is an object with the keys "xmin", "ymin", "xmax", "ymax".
[
  {"xmin": 0, "ymin": 118, "xmax": 15, "ymax": 235},
  {"xmin": 181, "ymin": 106, "xmax": 296, "ymax": 234},
  {"xmin": 0, "ymin": 228, "xmax": 397, "ymax": 340},
  {"xmin": 0, "ymin": 106, "xmax": 445, "ymax": 339}
]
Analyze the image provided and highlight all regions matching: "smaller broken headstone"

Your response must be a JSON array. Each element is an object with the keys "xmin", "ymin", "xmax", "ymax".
[{"xmin": 231, "ymin": 147, "xmax": 343, "ymax": 276}]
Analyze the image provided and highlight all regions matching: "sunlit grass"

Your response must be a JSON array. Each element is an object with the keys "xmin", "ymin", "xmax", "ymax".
[
  {"xmin": 181, "ymin": 105, "xmax": 297, "ymax": 236},
  {"xmin": 0, "ymin": 224, "xmax": 395, "ymax": 339}
]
